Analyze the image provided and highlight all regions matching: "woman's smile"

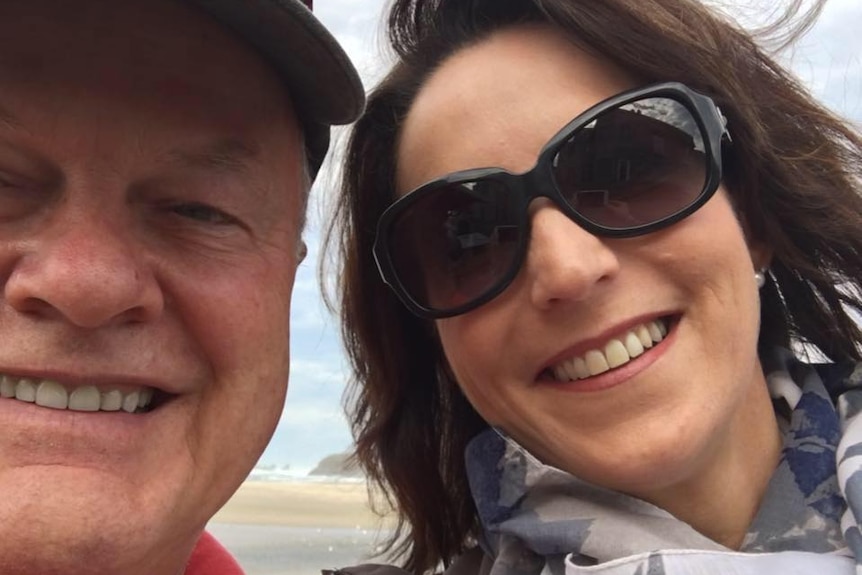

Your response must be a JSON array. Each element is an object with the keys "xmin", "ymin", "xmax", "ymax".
[{"xmin": 541, "ymin": 316, "xmax": 672, "ymax": 386}]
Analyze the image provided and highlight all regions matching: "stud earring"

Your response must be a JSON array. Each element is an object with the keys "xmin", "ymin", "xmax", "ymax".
[{"xmin": 755, "ymin": 269, "xmax": 767, "ymax": 289}]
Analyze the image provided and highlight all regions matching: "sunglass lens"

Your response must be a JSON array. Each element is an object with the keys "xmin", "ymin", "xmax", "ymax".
[
  {"xmin": 388, "ymin": 179, "xmax": 521, "ymax": 312},
  {"xmin": 552, "ymin": 97, "xmax": 709, "ymax": 230}
]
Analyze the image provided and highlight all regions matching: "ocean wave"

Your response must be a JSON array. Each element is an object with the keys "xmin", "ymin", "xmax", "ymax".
[{"xmin": 246, "ymin": 468, "xmax": 365, "ymax": 484}]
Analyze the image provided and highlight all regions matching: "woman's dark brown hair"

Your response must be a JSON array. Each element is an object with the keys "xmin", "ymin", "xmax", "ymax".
[{"xmin": 325, "ymin": 0, "xmax": 862, "ymax": 572}]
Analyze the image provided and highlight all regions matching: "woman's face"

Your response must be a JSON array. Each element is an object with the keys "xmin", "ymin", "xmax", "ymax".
[{"xmin": 396, "ymin": 25, "xmax": 777, "ymax": 501}]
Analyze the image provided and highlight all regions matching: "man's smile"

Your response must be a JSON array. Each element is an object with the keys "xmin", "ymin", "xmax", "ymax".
[{"xmin": 0, "ymin": 374, "xmax": 156, "ymax": 413}]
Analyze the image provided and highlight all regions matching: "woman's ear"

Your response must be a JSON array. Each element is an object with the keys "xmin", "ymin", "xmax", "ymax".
[
  {"xmin": 748, "ymin": 239, "xmax": 773, "ymax": 272},
  {"xmin": 738, "ymin": 211, "xmax": 772, "ymax": 271}
]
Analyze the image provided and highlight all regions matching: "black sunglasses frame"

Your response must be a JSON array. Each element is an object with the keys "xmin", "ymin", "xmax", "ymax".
[{"xmin": 373, "ymin": 82, "xmax": 730, "ymax": 319}]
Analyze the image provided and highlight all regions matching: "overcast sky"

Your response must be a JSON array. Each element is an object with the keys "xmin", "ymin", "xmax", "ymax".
[{"xmin": 260, "ymin": 0, "xmax": 862, "ymax": 473}]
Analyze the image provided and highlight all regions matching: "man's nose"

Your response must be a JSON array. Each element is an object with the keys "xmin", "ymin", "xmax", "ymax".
[
  {"xmin": 524, "ymin": 205, "xmax": 621, "ymax": 310},
  {"xmin": 4, "ymin": 213, "xmax": 165, "ymax": 328}
]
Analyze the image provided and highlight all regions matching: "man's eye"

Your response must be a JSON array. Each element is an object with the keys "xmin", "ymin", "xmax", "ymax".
[{"xmin": 171, "ymin": 202, "xmax": 238, "ymax": 225}]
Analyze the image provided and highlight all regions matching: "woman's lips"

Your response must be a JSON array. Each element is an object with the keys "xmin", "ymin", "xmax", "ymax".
[{"xmin": 543, "ymin": 316, "xmax": 672, "ymax": 382}]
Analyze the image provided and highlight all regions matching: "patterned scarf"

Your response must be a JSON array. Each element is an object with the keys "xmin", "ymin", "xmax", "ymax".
[{"xmin": 465, "ymin": 348, "xmax": 862, "ymax": 574}]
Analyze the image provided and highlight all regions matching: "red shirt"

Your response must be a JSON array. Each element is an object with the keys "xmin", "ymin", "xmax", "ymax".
[{"xmin": 185, "ymin": 531, "xmax": 245, "ymax": 575}]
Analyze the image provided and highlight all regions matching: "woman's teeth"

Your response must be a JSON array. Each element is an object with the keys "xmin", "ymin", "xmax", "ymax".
[
  {"xmin": 0, "ymin": 375, "xmax": 154, "ymax": 413},
  {"xmin": 551, "ymin": 319, "xmax": 668, "ymax": 381}
]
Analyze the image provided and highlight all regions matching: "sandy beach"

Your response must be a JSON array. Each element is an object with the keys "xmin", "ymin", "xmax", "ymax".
[
  {"xmin": 211, "ymin": 479, "xmax": 392, "ymax": 529},
  {"xmin": 208, "ymin": 480, "xmax": 394, "ymax": 574}
]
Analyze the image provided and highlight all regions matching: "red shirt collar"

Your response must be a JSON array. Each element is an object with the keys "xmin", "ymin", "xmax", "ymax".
[{"xmin": 185, "ymin": 531, "xmax": 245, "ymax": 575}]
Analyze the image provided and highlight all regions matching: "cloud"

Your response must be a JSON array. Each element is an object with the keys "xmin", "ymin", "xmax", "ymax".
[
  {"xmin": 289, "ymin": 358, "xmax": 350, "ymax": 390},
  {"xmin": 258, "ymin": 357, "xmax": 354, "ymax": 472},
  {"xmin": 314, "ymin": 0, "xmax": 392, "ymax": 84},
  {"xmin": 768, "ymin": 0, "xmax": 862, "ymax": 119}
]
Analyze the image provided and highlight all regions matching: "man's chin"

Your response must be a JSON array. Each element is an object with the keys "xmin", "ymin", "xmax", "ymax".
[{"xmin": 0, "ymin": 466, "xmax": 202, "ymax": 575}]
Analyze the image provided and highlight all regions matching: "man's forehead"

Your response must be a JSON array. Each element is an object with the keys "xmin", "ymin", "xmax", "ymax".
[
  {"xmin": 0, "ymin": 1, "xmax": 301, "ymax": 166},
  {"xmin": 0, "ymin": 0, "xmax": 363, "ymax": 180}
]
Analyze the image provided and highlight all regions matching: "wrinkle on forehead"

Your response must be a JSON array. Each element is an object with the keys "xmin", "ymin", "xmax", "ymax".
[
  {"xmin": 164, "ymin": 139, "xmax": 262, "ymax": 177},
  {"xmin": 0, "ymin": 103, "xmax": 21, "ymax": 132}
]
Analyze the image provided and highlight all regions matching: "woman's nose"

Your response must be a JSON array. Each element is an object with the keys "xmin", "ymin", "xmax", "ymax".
[
  {"xmin": 524, "ymin": 204, "xmax": 620, "ymax": 310},
  {"xmin": 5, "ymin": 212, "xmax": 165, "ymax": 329}
]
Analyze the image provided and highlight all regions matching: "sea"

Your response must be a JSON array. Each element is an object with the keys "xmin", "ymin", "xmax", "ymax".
[{"xmin": 208, "ymin": 469, "xmax": 390, "ymax": 575}]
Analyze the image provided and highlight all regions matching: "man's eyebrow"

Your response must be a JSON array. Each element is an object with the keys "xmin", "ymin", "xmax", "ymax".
[{"xmin": 166, "ymin": 138, "xmax": 261, "ymax": 174}]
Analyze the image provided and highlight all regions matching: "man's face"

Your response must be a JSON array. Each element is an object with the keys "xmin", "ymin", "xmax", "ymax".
[{"xmin": 0, "ymin": 1, "xmax": 303, "ymax": 572}]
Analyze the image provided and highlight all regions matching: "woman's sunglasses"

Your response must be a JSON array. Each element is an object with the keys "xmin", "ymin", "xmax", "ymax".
[{"xmin": 373, "ymin": 82, "xmax": 731, "ymax": 319}]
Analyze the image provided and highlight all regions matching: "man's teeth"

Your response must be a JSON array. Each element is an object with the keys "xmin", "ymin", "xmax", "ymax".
[
  {"xmin": 0, "ymin": 375, "xmax": 154, "ymax": 413},
  {"xmin": 551, "ymin": 319, "xmax": 668, "ymax": 381}
]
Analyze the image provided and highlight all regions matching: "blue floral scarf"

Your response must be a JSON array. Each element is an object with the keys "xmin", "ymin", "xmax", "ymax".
[{"xmin": 465, "ymin": 348, "xmax": 862, "ymax": 574}]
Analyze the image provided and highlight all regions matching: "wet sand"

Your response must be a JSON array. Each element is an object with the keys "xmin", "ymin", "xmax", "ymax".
[{"xmin": 208, "ymin": 480, "xmax": 394, "ymax": 574}]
